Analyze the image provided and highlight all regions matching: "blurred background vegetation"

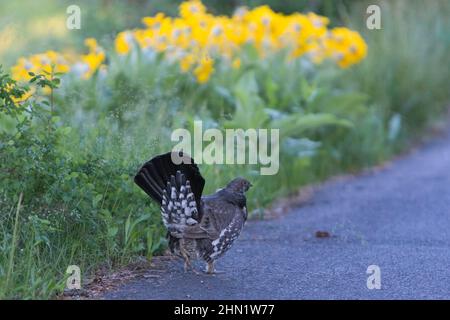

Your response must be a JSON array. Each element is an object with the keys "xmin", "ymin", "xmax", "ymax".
[
  {"xmin": 0, "ymin": 0, "xmax": 365, "ymax": 67},
  {"xmin": 1, "ymin": 0, "xmax": 449, "ymax": 299}
]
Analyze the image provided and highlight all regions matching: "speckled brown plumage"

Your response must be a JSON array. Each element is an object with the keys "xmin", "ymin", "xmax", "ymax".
[{"xmin": 134, "ymin": 151, "xmax": 251, "ymax": 273}]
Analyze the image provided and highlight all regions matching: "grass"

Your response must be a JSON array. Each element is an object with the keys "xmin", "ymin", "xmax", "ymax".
[{"xmin": 0, "ymin": 0, "xmax": 449, "ymax": 299}]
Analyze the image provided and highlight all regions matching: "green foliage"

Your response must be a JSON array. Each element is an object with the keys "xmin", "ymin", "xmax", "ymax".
[
  {"xmin": 0, "ymin": 72, "xmax": 165, "ymax": 298},
  {"xmin": 341, "ymin": 0, "xmax": 450, "ymax": 142}
]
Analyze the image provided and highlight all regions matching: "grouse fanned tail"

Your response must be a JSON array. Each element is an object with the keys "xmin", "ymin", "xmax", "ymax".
[{"xmin": 134, "ymin": 151, "xmax": 205, "ymax": 211}]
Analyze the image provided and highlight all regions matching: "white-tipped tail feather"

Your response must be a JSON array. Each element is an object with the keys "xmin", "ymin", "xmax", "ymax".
[{"xmin": 161, "ymin": 171, "xmax": 199, "ymax": 236}]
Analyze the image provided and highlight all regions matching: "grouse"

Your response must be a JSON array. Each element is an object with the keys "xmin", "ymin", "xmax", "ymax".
[{"xmin": 134, "ymin": 151, "xmax": 252, "ymax": 274}]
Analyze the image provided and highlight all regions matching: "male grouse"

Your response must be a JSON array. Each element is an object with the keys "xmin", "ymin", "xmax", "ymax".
[{"xmin": 134, "ymin": 151, "xmax": 251, "ymax": 274}]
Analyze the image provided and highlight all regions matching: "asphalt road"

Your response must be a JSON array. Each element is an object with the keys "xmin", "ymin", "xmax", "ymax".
[{"xmin": 103, "ymin": 131, "xmax": 450, "ymax": 300}]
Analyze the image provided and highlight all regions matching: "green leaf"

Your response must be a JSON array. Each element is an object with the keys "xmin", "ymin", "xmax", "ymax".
[
  {"xmin": 92, "ymin": 194, "xmax": 103, "ymax": 207},
  {"xmin": 51, "ymin": 116, "xmax": 61, "ymax": 123},
  {"xmin": 272, "ymin": 113, "xmax": 353, "ymax": 139},
  {"xmin": 62, "ymin": 127, "xmax": 72, "ymax": 135},
  {"xmin": 0, "ymin": 113, "xmax": 18, "ymax": 134},
  {"xmin": 69, "ymin": 172, "xmax": 79, "ymax": 179},
  {"xmin": 108, "ymin": 226, "xmax": 119, "ymax": 238},
  {"xmin": 225, "ymin": 71, "xmax": 269, "ymax": 128}
]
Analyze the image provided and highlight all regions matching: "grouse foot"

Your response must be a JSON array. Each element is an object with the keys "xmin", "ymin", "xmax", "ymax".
[{"xmin": 205, "ymin": 261, "xmax": 225, "ymax": 274}]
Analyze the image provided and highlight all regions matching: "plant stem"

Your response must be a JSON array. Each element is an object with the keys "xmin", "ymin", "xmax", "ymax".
[
  {"xmin": 4, "ymin": 192, "xmax": 23, "ymax": 298},
  {"xmin": 48, "ymin": 68, "xmax": 55, "ymax": 132}
]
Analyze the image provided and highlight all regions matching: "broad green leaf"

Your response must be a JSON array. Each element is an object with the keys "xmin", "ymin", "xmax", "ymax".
[{"xmin": 272, "ymin": 113, "xmax": 353, "ymax": 139}]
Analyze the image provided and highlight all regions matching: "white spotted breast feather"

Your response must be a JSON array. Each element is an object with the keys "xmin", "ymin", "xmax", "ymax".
[{"xmin": 198, "ymin": 190, "xmax": 247, "ymax": 261}]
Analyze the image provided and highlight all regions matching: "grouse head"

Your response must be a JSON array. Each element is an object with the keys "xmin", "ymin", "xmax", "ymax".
[{"xmin": 225, "ymin": 177, "xmax": 252, "ymax": 194}]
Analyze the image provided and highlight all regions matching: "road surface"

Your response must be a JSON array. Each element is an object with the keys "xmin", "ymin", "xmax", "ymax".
[{"xmin": 103, "ymin": 130, "xmax": 450, "ymax": 299}]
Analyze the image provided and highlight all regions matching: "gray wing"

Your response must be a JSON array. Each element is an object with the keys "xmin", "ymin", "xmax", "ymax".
[
  {"xmin": 178, "ymin": 198, "xmax": 235, "ymax": 239},
  {"xmin": 199, "ymin": 198, "xmax": 236, "ymax": 238},
  {"xmin": 198, "ymin": 199, "xmax": 247, "ymax": 260}
]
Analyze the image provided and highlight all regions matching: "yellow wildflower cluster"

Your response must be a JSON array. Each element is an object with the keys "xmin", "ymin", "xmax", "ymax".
[
  {"xmin": 9, "ymin": 39, "xmax": 105, "ymax": 103},
  {"xmin": 10, "ymin": 50, "xmax": 71, "ymax": 98},
  {"xmin": 322, "ymin": 28, "xmax": 368, "ymax": 68},
  {"xmin": 11, "ymin": 50, "xmax": 71, "ymax": 83},
  {"xmin": 10, "ymin": 38, "xmax": 105, "ymax": 96},
  {"xmin": 9, "ymin": 0, "xmax": 367, "ymax": 92},
  {"xmin": 5, "ymin": 83, "xmax": 35, "ymax": 104},
  {"xmin": 78, "ymin": 38, "xmax": 106, "ymax": 79},
  {"xmin": 114, "ymin": 0, "xmax": 367, "ymax": 82}
]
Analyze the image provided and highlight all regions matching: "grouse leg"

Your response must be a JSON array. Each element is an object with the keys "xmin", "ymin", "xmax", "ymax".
[
  {"xmin": 205, "ymin": 261, "xmax": 224, "ymax": 274},
  {"xmin": 180, "ymin": 246, "xmax": 199, "ymax": 275},
  {"xmin": 183, "ymin": 257, "xmax": 200, "ymax": 274}
]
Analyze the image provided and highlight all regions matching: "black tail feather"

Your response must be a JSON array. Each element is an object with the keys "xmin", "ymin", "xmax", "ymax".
[{"xmin": 134, "ymin": 151, "xmax": 205, "ymax": 210}]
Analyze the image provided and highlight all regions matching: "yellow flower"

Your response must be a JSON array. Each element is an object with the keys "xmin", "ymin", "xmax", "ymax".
[
  {"xmin": 80, "ymin": 39, "xmax": 106, "ymax": 78},
  {"xmin": 115, "ymin": 31, "xmax": 132, "ymax": 55},
  {"xmin": 194, "ymin": 56, "xmax": 214, "ymax": 83},
  {"xmin": 180, "ymin": 54, "xmax": 195, "ymax": 72},
  {"xmin": 307, "ymin": 12, "xmax": 329, "ymax": 29},
  {"xmin": 11, "ymin": 51, "xmax": 71, "ymax": 83},
  {"xmin": 11, "ymin": 58, "xmax": 33, "ymax": 82},
  {"xmin": 84, "ymin": 38, "xmax": 99, "ymax": 52},
  {"xmin": 80, "ymin": 53, "xmax": 104, "ymax": 79},
  {"xmin": 246, "ymin": 5, "xmax": 276, "ymax": 27},
  {"xmin": 13, "ymin": 90, "xmax": 33, "ymax": 104},
  {"xmin": 55, "ymin": 63, "xmax": 70, "ymax": 74},
  {"xmin": 324, "ymin": 27, "xmax": 367, "ymax": 68},
  {"xmin": 232, "ymin": 57, "xmax": 241, "ymax": 69},
  {"xmin": 134, "ymin": 29, "xmax": 153, "ymax": 49},
  {"xmin": 179, "ymin": 0, "xmax": 207, "ymax": 19},
  {"xmin": 7, "ymin": 84, "xmax": 35, "ymax": 104},
  {"xmin": 142, "ymin": 12, "xmax": 166, "ymax": 29}
]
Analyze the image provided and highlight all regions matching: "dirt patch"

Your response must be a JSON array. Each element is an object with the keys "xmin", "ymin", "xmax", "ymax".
[
  {"xmin": 59, "ymin": 255, "xmax": 175, "ymax": 299},
  {"xmin": 315, "ymin": 231, "xmax": 331, "ymax": 238}
]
